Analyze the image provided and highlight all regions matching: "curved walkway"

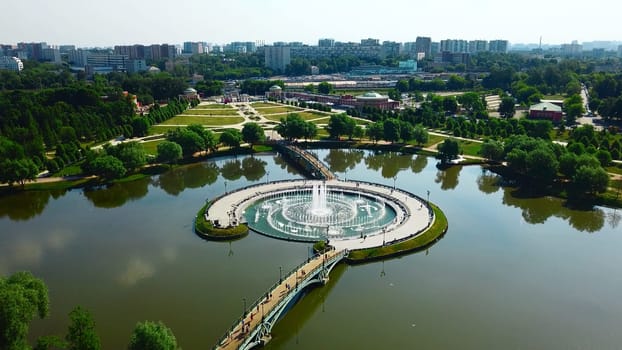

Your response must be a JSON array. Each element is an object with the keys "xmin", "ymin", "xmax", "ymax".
[{"xmin": 205, "ymin": 179, "xmax": 433, "ymax": 251}]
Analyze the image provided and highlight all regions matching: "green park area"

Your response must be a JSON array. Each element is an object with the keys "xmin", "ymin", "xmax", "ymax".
[
  {"xmin": 159, "ymin": 115, "xmax": 244, "ymax": 126},
  {"xmin": 194, "ymin": 104, "xmax": 233, "ymax": 109},
  {"xmin": 254, "ymin": 106, "xmax": 303, "ymax": 114},
  {"xmin": 251, "ymin": 102, "xmax": 279, "ymax": 108},
  {"xmin": 180, "ymin": 108, "xmax": 240, "ymax": 115},
  {"xmin": 263, "ymin": 111, "xmax": 330, "ymax": 122}
]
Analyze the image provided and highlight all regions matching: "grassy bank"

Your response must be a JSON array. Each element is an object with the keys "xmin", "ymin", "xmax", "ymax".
[
  {"xmin": 346, "ymin": 203, "xmax": 448, "ymax": 262},
  {"xmin": 194, "ymin": 202, "xmax": 248, "ymax": 240}
]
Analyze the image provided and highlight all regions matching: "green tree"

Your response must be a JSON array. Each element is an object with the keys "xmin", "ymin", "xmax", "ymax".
[
  {"xmin": 366, "ymin": 122, "xmax": 384, "ymax": 143},
  {"xmin": 275, "ymin": 114, "xmax": 310, "ymax": 140},
  {"xmin": 498, "ymin": 97, "xmax": 516, "ymax": 118},
  {"xmin": 317, "ymin": 81, "xmax": 333, "ymax": 94},
  {"xmin": 186, "ymin": 124, "xmax": 217, "ymax": 153},
  {"xmin": 105, "ymin": 142, "xmax": 146, "ymax": 171},
  {"xmin": 128, "ymin": 321, "xmax": 178, "ymax": 350},
  {"xmin": 526, "ymin": 148, "xmax": 559, "ymax": 184},
  {"xmin": 241, "ymin": 122, "xmax": 265, "ymax": 147},
  {"xmin": 383, "ymin": 118, "xmax": 401, "ymax": 143},
  {"xmin": 412, "ymin": 125, "xmax": 429, "ymax": 146},
  {"xmin": 437, "ymin": 138, "xmax": 460, "ymax": 163},
  {"xmin": 0, "ymin": 158, "xmax": 39, "ymax": 186},
  {"xmin": 219, "ymin": 129, "xmax": 243, "ymax": 148},
  {"xmin": 90, "ymin": 155, "xmax": 127, "ymax": 180},
  {"xmin": 156, "ymin": 141, "xmax": 182, "ymax": 165},
  {"xmin": 479, "ymin": 140, "xmax": 505, "ymax": 161},
  {"xmin": 66, "ymin": 306, "xmax": 101, "ymax": 350},
  {"xmin": 166, "ymin": 128, "xmax": 204, "ymax": 156},
  {"xmin": 0, "ymin": 271, "xmax": 49, "ymax": 350},
  {"xmin": 559, "ymin": 152, "xmax": 579, "ymax": 177},
  {"xmin": 573, "ymin": 165, "xmax": 609, "ymax": 194},
  {"xmin": 326, "ymin": 114, "xmax": 355, "ymax": 140},
  {"xmin": 131, "ymin": 117, "xmax": 150, "ymax": 137}
]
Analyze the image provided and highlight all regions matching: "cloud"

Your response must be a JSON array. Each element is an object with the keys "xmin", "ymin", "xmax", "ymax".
[{"xmin": 118, "ymin": 258, "xmax": 156, "ymax": 286}]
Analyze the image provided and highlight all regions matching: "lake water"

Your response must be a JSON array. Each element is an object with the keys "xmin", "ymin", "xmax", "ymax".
[{"xmin": 1, "ymin": 149, "xmax": 620, "ymax": 349}]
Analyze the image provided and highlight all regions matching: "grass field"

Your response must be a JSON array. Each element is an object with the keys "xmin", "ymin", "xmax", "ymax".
[
  {"xmin": 309, "ymin": 117, "xmax": 330, "ymax": 125},
  {"xmin": 148, "ymin": 126, "xmax": 183, "ymax": 135},
  {"xmin": 181, "ymin": 108, "xmax": 240, "ymax": 115},
  {"xmin": 194, "ymin": 104, "xmax": 233, "ymax": 109},
  {"xmin": 263, "ymin": 111, "xmax": 329, "ymax": 122},
  {"xmin": 458, "ymin": 140, "xmax": 483, "ymax": 157},
  {"xmin": 251, "ymin": 102, "xmax": 279, "ymax": 108},
  {"xmin": 141, "ymin": 140, "xmax": 163, "ymax": 155},
  {"xmin": 255, "ymin": 106, "xmax": 303, "ymax": 114},
  {"xmin": 423, "ymin": 134, "xmax": 447, "ymax": 147},
  {"xmin": 159, "ymin": 116, "xmax": 244, "ymax": 126}
]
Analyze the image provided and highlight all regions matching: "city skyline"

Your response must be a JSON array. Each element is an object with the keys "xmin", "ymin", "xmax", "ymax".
[{"xmin": 2, "ymin": 0, "xmax": 620, "ymax": 47}]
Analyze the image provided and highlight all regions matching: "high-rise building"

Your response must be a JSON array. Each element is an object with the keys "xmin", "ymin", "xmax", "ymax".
[
  {"xmin": 42, "ymin": 48, "xmax": 61, "ymax": 63},
  {"xmin": 403, "ymin": 42, "xmax": 417, "ymax": 57},
  {"xmin": 361, "ymin": 38, "xmax": 380, "ymax": 46},
  {"xmin": 68, "ymin": 49, "xmax": 90, "ymax": 66},
  {"xmin": 0, "ymin": 56, "xmax": 24, "ymax": 72},
  {"xmin": 264, "ymin": 45, "xmax": 291, "ymax": 72},
  {"xmin": 381, "ymin": 41, "xmax": 402, "ymax": 57},
  {"xmin": 87, "ymin": 53, "xmax": 129, "ymax": 71},
  {"xmin": 489, "ymin": 40, "xmax": 509, "ymax": 53},
  {"xmin": 415, "ymin": 36, "xmax": 432, "ymax": 57},
  {"xmin": 440, "ymin": 39, "xmax": 468, "ymax": 53},
  {"xmin": 468, "ymin": 40, "xmax": 488, "ymax": 53},
  {"xmin": 183, "ymin": 41, "xmax": 205, "ymax": 55},
  {"xmin": 318, "ymin": 38, "xmax": 335, "ymax": 47},
  {"xmin": 17, "ymin": 42, "xmax": 47, "ymax": 60}
]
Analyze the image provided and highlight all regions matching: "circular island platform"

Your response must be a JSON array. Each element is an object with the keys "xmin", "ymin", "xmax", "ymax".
[{"xmin": 202, "ymin": 179, "xmax": 435, "ymax": 251}]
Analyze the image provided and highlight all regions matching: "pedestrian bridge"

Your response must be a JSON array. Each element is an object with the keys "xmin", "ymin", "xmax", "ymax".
[{"xmin": 213, "ymin": 248, "xmax": 347, "ymax": 350}]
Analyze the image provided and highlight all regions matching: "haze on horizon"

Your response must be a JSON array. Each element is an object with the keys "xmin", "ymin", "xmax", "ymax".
[{"xmin": 2, "ymin": 0, "xmax": 619, "ymax": 47}]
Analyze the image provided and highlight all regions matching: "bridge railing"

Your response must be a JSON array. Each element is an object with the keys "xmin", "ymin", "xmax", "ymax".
[{"xmin": 213, "ymin": 248, "xmax": 346, "ymax": 349}]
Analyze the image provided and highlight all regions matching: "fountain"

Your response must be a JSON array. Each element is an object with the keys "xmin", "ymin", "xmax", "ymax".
[{"xmin": 245, "ymin": 181, "xmax": 397, "ymax": 242}]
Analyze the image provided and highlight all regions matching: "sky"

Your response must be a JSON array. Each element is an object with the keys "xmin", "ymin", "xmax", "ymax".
[{"xmin": 2, "ymin": 0, "xmax": 620, "ymax": 47}]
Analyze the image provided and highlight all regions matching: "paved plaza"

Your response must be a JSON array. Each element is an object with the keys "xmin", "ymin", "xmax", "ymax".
[{"xmin": 205, "ymin": 179, "xmax": 434, "ymax": 251}]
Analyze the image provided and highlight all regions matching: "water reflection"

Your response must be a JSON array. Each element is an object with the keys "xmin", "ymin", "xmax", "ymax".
[
  {"xmin": 83, "ymin": 177, "xmax": 150, "ymax": 207},
  {"xmin": 0, "ymin": 229, "xmax": 74, "ymax": 275},
  {"xmin": 323, "ymin": 149, "xmax": 365, "ymax": 173},
  {"xmin": 0, "ymin": 190, "xmax": 59, "ymax": 221},
  {"xmin": 153, "ymin": 162, "xmax": 219, "ymax": 196},
  {"xmin": 219, "ymin": 157, "xmax": 268, "ymax": 182},
  {"xmin": 364, "ymin": 152, "xmax": 414, "ymax": 178},
  {"xmin": 477, "ymin": 169, "xmax": 501, "ymax": 194},
  {"xmin": 273, "ymin": 155, "xmax": 299, "ymax": 175},
  {"xmin": 502, "ymin": 187, "xmax": 606, "ymax": 232},
  {"xmin": 434, "ymin": 166, "xmax": 461, "ymax": 190},
  {"xmin": 411, "ymin": 155, "xmax": 428, "ymax": 174}
]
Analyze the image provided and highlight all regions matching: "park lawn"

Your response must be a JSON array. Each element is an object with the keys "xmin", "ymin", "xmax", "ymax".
[
  {"xmin": 255, "ymin": 106, "xmax": 303, "ymax": 114},
  {"xmin": 458, "ymin": 140, "xmax": 483, "ymax": 157},
  {"xmin": 148, "ymin": 125, "xmax": 181, "ymax": 135},
  {"xmin": 550, "ymin": 129, "xmax": 571, "ymax": 141},
  {"xmin": 181, "ymin": 108, "xmax": 240, "ymax": 115},
  {"xmin": 159, "ymin": 116, "xmax": 244, "ymax": 126},
  {"xmin": 251, "ymin": 102, "xmax": 279, "ymax": 108},
  {"xmin": 309, "ymin": 117, "xmax": 330, "ymax": 125},
  {"xmin": 354, "ymin": 118, "xmax": 371, "ymax": 125},
  {"xmin": 262, "ymin": 111, "xmax": 329, "ymax": 122},
  {"xmin": 194, "ymin": 104, "xmax": 233, "ymax": 109},
  {"xmin": 141, "ymin": 140, "xmax": 164, "ymax": 156},
  {"xmin": 424, "ymin": 134, "xmax": 447, "ymax": 147}
]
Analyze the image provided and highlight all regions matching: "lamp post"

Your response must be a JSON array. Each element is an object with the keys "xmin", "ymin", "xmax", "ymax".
[
  {"xmin": 243, "ymin": 298, "xmax": 247, "ymax": 316},
  {"xmin": 279, "ymin": 266, "xmax": 282, "ymax": 283},
  {"xmin": 266, "ymin": 171, "xmax": 270, "ymax": 184},
  {"xmin": 224, "ymin": 181, "xmax": 228, "ymax": 194},
  {"xmin": 427, "ymin": 190, "xmax": 430, "ymax": 204},
  {"xmin": 393, "ymin": 176, "xmax": 397, "ymax": 190}
]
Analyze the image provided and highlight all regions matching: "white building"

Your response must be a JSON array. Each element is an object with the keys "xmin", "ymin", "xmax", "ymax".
[
  {"xmin": 0, "ymin": 56, "xmax": 24, "ymax": 72},
  {"xmin": 264, "ymin": 45, "xmax": 291, "ymax": 72}
]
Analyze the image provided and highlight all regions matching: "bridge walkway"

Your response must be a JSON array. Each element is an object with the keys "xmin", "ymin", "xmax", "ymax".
[
  {"xmin": 214, "ymin": 248, "xmax": 346, "ymax": 350},
  {"xmin": 277, "ymin": 143, "xmax": 336, "ymax": 180}
]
